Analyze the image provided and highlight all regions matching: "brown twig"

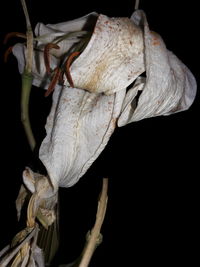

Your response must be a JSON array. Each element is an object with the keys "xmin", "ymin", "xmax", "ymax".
[{"xmin": 79, "ymin": 178, "xmax": 108, "ymax": 267}]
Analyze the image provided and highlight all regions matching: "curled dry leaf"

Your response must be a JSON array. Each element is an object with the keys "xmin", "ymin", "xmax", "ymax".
[
  {"xmin": 0, "ymin": 168, "xmax": 57, "ymax": 266},
  {"xmin": 15, "ymin": 167, "xmax": 58, "ymax": 227},
  {"xmin": 0, "ymin": 226, "xmax": 45, "ymax": 267}
]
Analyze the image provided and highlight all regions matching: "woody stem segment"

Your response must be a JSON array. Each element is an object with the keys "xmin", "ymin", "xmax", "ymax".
[{"xmin": 79, "ymin": 178, "xmax": 108, "ymax": 267}]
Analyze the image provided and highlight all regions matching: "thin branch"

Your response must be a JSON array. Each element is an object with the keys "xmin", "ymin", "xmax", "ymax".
[
  {"xmin": 25, "ymin": 29, "xmax": 34, "ymax": 74},
  {"xmin": 20, "ymin": 0, "xmax": 33, "ymax": 73},
  {"xmin": 135, "ymin": 0, "xmax": 140, "ymax": 10},
  {"xmin": 79, "ymin": 178, "xmax": 108, "ymax": 267},
  {"xmin": 20, "ymin": 0, "xmax": 36, "ymax": 150},
  {"xmin": 20, "ymin": 0, "xmax": 32, "ymax": 29},
  {"xmin": 21, "ymin": 72, "xmax": 36, "ymax": 151}
]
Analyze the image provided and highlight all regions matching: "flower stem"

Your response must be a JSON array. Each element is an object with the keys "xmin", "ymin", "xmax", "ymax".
[
  {"xmin": 20, "ymin": 0, "xmax": 32, "ymax": 29},
  {"xmin": 21, "ymin": 70, "xmax": 35, "ymax": 150},
  {"xmin": 20, "ymin": 0, "xmax": 36, "ymax": 150},
  {"xmin": 135, "ymin": 0, "xmax": 140, "ymax": 10},
  {"xmin": 79, "ymin": 178, "xmax": 108, "ymax": 267}
]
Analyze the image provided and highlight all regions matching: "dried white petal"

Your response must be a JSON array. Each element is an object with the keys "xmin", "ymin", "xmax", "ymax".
[
  {"xmin": 69, "ymin": 14, "xmax": 144, "ymax": 94},
  {"xmin": 39, "ymin": 86, "xmax": 126, "ymax": 188},
  {"xmin": 35, "ymin": 12, "xmax": 98, "ymax": 57},
  {"xmin": 13, "ymin": 12, "xmax": 145, "ymax": 95},
  {"xmin": 32, "ymin": 246, "xmax": 45, "ymax": 267},
  {"xmin": 118, "ymin": 10, "xmax": 196, "ymax": 125},
  {"xmin": 12, "ymin": 11, "xmax": 196, "ymax": 189}
]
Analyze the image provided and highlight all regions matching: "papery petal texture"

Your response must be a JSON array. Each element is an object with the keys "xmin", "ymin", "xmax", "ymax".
[
  {"xmin": 12, "ymin": 11, "xmax": 196, "ymax": 188},
  {"xmin": 118, "ymin": 10, "xmax": 196, "ymax": 126},
  {"xmin": 13, "ymin": 13, "xmax": 98, "ymax": 90},
  {"xmin": 39, "ymin": 86, "xmax": 126, "ymax": 188},
  {"xmin": 69, "ymin": 14, "xmax": 144, "ymax": 94},
  {"xmin": 13, "ymin": 12, "xmax": 145, "ymax": 95}
]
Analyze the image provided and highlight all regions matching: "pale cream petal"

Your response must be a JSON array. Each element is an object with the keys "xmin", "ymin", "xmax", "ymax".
[
  {"xmin": 13, "ymin": 12, "xmax": 144, "ymax": 95},
  {"xmin": 39, "ymin": 86, "xmax": 125, "ymax": 187},
  {"xmin": 34, "ymin": 13, "xmax": 98, "ymax": 58},
  {"xmin": 118, "ymin": 77, "xmax": 145, "ymax": 127},
  {"xmin": 69, "ymin": 14, "xmax": 144, "ymax": 94},
  {"xmin": 12, "ymin": 10, "xmax": 196, "ymax": 190},
  {"xmin": 118, "ymin": 10, "xmax": 197, "ymax": 124}
]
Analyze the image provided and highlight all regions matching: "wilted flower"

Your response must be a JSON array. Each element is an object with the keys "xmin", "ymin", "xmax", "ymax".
[
  {"xmin": 12, "ymin": 10, "xmax": 196, "ymax": 191},
  {"xmin": 0, "ymin": 7, "xmax": 196, "ymax": 266}
]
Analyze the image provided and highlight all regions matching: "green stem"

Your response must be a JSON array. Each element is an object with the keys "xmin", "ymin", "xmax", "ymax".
[
  {"xmin": 21, "ymin": 70, "xmax": 36, "ymax": 151},
  {"xmin": 20, "ymin": 0, "xmax": 35, "ymax": 151}
]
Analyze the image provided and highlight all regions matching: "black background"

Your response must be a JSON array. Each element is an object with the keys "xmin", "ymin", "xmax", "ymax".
[{"xmin": 0, "ymin": 0, "xmax": 199, "ymax": 266}]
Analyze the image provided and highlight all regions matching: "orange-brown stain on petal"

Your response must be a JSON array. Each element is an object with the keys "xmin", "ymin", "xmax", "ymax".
[
  {"xmin": 80, "ymin": 59, "xmax": 108, "ymax": 93},
  {"xmin": 152, "ymin": 40, "xmax": 160, "ymax": 46},
  {"xmin": 151, "ymin": 32, "xmax": 160, "ymax": 46}
]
